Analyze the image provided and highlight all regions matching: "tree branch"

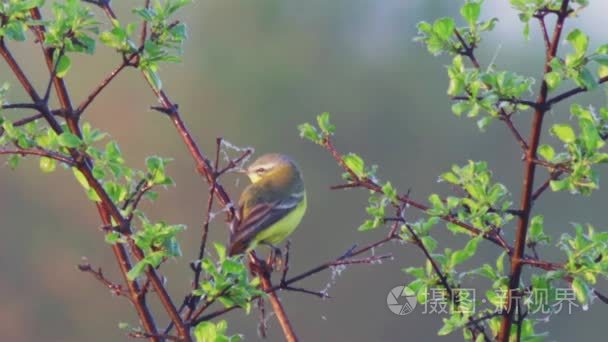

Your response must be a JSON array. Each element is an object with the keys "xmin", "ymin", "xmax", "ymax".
[
  {"xmin": 323, "ymin": 137, "xmax": 513, "ymax": 253},
  {"xmin": 28, "ymin": 8, "xmax": 190, "ymax": 340},
  {"xmin": 547, "ymin": 75, "xmax": 608, "ymax": 106},
  {"xmin": 498, "ymin": 2, "xmax": 571, "ymax": 340},
  {"xmin": 252, "ymin": 257, "xmax": 298, "ymax": 342},
  {"xmin": 452, "ymin": 96, "xmax": 538, "ymax": 109},
  {"xmin": 0, "ymin": 147, "xmax": 75, "ymax": 165},
  {"xmin": 76, "ymin": 54, "xmax": 133, "ymax": 115},
  {"xmin": 499, "ymin": 110, "xmax": 529, "ymax": 151},
  {"xmin": 191, "ymin": 235, "xmax": 398, "ymax": 325}
]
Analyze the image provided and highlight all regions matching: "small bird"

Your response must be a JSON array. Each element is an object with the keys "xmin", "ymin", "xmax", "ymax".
[{"xmin": 229, "ymin": 153, "xmax": 307, "ymax": 256}]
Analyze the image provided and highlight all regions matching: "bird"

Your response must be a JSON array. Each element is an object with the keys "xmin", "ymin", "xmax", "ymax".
[{"xmin": 228, "ymin": 153, "xmax": 307, "ymax": 257}]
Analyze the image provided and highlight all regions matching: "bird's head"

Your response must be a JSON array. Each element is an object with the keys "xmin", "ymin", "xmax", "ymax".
[{"xmin": 242, "ymin": 153, "xmax": 298, "ymax": 183}]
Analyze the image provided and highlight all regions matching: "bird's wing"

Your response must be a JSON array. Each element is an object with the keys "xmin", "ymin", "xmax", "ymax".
[{"xmin": 229, "ymin": 191, "xmax": 304, "ymax": 255}]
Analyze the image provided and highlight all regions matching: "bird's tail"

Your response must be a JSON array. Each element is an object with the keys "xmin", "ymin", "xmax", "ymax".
[
  {"xmin": 228, "ymin": 239, "xmax": 247, "ymax": 256},
  {"xmin": 228, "ymin": 231, "xmax": 251, "ymax": 256}
]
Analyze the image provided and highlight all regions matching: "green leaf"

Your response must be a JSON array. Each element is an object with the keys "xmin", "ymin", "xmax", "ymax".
[
  {"xmin": 143, "ymin": 67, "xmax": 162, "ymax": 90},
  {"xmin": 428, "ymin": 193, "xmax": 444, "ymax": 211},
  {"xmin": 316, "ymin": 112, "xmax": 335, "ymax": 135},
  {"xmin": 528, "ymin": 215, "xmax": 550, "ymax": 244},
  {"xmin": 342, "ymin": 153, "xmax": 366, "ymax": 178},
  {"xmin": 477, "ymin": 116, "xmax": 493, "ymax": 132},
  {"xmin": 451, "ymin": 102, "xmax": 470, "ymax": 117},
  {"xmin": 194, "ymin": 322, "xmax": 217, "ymax": 342},
  {"xmin": 447, "ymin": 222, "xmax": 473, "ymax": 235},
  {"xmin": 544, "ymin": 71, "xmax": 562, "ymax": 90},
  {"xmin": 8, "ymin": 155, "xmax": 20, "ymax": 169},
  {"xmin": 420, "ymin": 236, "xmax": 437, "ymax": 252},
  {"xmin": 92, "ymin": 165, "xmax": 106, "ymax": 179},
  {"xmin": 86, "ymin": 188, "xmax": 102, "ymax": 202},
  {"xmin": 193, "ymin": 320, "xmax": 239, "ymax": 342},
  {"xmin": 450, "ymin": 236, "xmax": 480, "ymax": 267},
  {"xmin": 537, "ymin": 144, "xmax": 555, "ymax": 161},
  {"xmin": 127, "ymin": 259, "xmax": 149, "ymax": 281},
  {"xmin": 440, "ymin": 171, "xmax": 460, "ymax": 184},
  {"xmin": 106, "ymin": 141, "xmax": 122, "ymax": 161},
  {"xmin": 571, "ymin": 277, "xmax": 589, "ymax": 305},
  {"xmin": 433, "ymin": 17, "xmax": 455, "ymax": 40},
  {"xmin": 105, "ymin": 231, "xmax": 123, "ymax": 244},
  {"xmin": 297, "ymin": 123, "xmax": 321, "ymax": 143},
  {"xmin": 55, "ymin": 54, "xmax": 71, "ymax": 78},
  {"xmin": 479, "ymin": 18, "xmax": 498, "ymax": 32},
  {"xmin": 496, "ymin": 251, "xmax": 506, "ymax": 275},
  {"xmin": 58, "ymin": 132, "xmax": 82, "ymax": 148},
  {"xmin": 39, "ymin": 157, "xmax": 57, "ymax": 173},
  {"xmin": 72, "ymin": 168, "xmax": 90, "ymax": 190},
  {"xmin": 551, "ymin": 124, "xmax": 576, "ymax": 143},
  {"xmin": 382, "ymin": 181, "xmax": 398, "ymax": 203},
  {"xmin": 579, "ymin": 118, "xmax": 601, "ymax": 152},
  {"xmin": 437, "ymin": 318, "xmax": 456, "ymax": 336},
  {"xmin": 578, "ymin": 68, "xmax": 597, "ymax": 90},
  {"xmin": 599, "ymin": 65, "xmax": 608, "ymax": 79},
  {"xmin": 550, "ymin": 178, "xmax": 570, "ymax": 192},
  {"xmin": 214, "ymin": 242, "xmax": 227, "ymax": 261},
  {"xmin": 567, "ymin": 29, "xmax": 589, "ymax": 57},
  {"xmin": 461, "ymin": 2, "xmax": 481, "ymax": 27},
  {"xmin": 358, "ymin": 219, "xmax": 377, "ymax": 232}
]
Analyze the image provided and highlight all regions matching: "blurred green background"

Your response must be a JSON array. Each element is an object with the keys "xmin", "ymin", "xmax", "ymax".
[{"xmin": 1, "ymin": 1, "xmax": 608, "ymax": 341}]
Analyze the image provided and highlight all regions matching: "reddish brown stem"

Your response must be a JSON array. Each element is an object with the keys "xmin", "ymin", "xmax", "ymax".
[
  {"xmin": 547, "ymin": 75, "xmax": 608, "ymax": 106},
  {"xmin": 499, "ymin": 111, "xmax": 529, "ymax": 151},
  {"xmin": 76, "ymin": 58, "xmax": 130, "ymax": 115},
  {"xmin": 325, "ymin": 138, "xmax": 512, "ymax": 252},
  {"xmin": 98, "ymin": 205, "xmax": 161, "ymax": 342},
  {"xmin": 251, "ymin": 256, "xmax": 298, "ymax": 342},
  {"xmin": 454, "ymin": 29, "xmax": 480, "ymax": 69},
  {"xmin": 0, "ymin": 148, "xmax": 74, "ymax": 165},
  {"xmin": 532, "ymin": 171, "xmax": 563, "ymax": 201},
  {"xmin": 191, "ymin": 235, "xmax": 397, "ymax": 325},
  {"xmin": 497, "ymin": 2, "xmax": 570, "ymax": 341},
  {"xmin": 29, "ymin": 8, "xmax": 190, "ymax": 341}
]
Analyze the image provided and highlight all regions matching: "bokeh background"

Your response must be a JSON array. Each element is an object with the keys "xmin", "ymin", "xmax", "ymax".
[{"xmin": 1, "ymin": 1, "xmax": 608, "ymax": 341}]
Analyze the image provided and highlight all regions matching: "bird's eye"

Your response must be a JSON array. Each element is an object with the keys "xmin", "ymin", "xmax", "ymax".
[{"xmin": 255, "ymin": 168, "xmax": 265, "ymax": 174}]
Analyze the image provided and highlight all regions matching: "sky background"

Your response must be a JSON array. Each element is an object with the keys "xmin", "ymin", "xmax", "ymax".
[{"xmin": 1, "ymin": 1, "xmax": 608, "ymax": 341}]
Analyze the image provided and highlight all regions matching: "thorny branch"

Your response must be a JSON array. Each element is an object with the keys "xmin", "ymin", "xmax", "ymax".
[
  {"xmin": 498, "ymin": 2, "xmax": 571, "ymax": 341},
  {"xmin": 78, "ymin": 263, "xmax": 129, "ymax": 299}
]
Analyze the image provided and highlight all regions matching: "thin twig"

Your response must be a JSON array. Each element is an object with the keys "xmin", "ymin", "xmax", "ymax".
[
  {"xmin": 76, "ymin": 57, "xmax": 132, "ymax": 115},
  {"xmin": 531, "ymin": 171, "xmax": 562, "ymax": 201},
  {"xmin": 547, "ymin": 75, "xmax": 608, "ymax": 106},
  {"xmin": 453, "ymin": 96, "xmax": 538, "ymax": 109},
  {"xmin": 453, "ymin": 29, "xmax": 480, "ymax": 68},
  {"xmin": 191, "ymin": 236, "xmax": 398, "ymax": 325},
  {"xmin": 185, "ymin": 138, "xmax": 222, "ymax": 321},
  {"xmin": 1, "ymin": 103, "xmax": 40, "ymax": 111},
  {"xmin": 323, "ymin": 137, "xmax": 513, "ymax": 253},
  {"xmin": 78, "ymin": 263, "xmax": 130, "ymax": 300},
  {"xmin": 499, "ymin": 111, "xmax": 529, "ymax": 151},
  {"xmin": 0, "ymin": 148, "xmax": 75, "ymax": 165},
  {"xmin": 255, "ymin": 256, "xmax": 298, "ymax": 342}
]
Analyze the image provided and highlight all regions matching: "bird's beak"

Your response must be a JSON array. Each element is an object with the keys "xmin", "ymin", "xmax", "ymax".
[{"xmin": 237, "ymin": 169, "xmax": 249, "ymax": 174}]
